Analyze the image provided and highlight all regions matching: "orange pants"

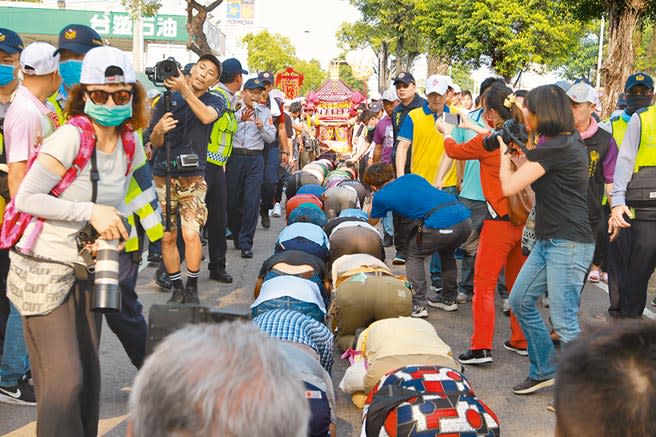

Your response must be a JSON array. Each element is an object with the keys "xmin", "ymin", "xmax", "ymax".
[{"xmin": 471, "ymin": 219, "xmax": 527, "ymax": 350}]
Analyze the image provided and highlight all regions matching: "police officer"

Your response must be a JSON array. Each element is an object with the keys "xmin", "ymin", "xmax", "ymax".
[
  {"xmin": 205, "ymin": 58, "xmax": 246, "ymax": 283},
  {"xmin": 227, "ymin": 78, "xmax": 276, "ymax": 258},
  {"xmin": 48, "ymin": 24, "xmax": 103, "ymax": 125},
  {"xmin": 608, "ymin": 72, "xmax": 656, "ymax": 317}
]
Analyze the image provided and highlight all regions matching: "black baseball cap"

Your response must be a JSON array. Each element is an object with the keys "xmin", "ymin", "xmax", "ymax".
[
  {"xmin": 392, "ymin": 72, "xmax": 415, "ymax": 85},
  {"xmin": 197, "ymin": 53, "xmax": 222, "ymax": 75},
  {"xmin": 258, "ymin": 71, "xmax": 274, "ymax": 84},
  {"xmin": 244, "ymin": 78, "xmax": 266, "ymax": 90},
  {"xmin": 222, "ymin": 58, "xmax": 248, "ymax": 76},
  {"xmin": 625, "ymin": 72, "xmax": 654, "ymax": 91},
  {"xmin": 54, "ymin": 24, "xmax": 103, "ymax": 56},
  {"xmin": 0, "ymin": 28, "xmax": 24, "ymax": 54}
]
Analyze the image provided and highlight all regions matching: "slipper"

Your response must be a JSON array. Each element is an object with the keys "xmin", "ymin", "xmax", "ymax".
[{"xmin": 588, "ymin": 270, "xmax": 600, "ymax": 283}]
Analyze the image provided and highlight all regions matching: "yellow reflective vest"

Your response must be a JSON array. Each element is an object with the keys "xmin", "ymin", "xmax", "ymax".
[
  {"xmin": 207, "ymin": 86, "xmax": 238, "ymax": 166},
  {"xmin": 634, "ymin": 105, "xmax": 656, "ymax": 172}
]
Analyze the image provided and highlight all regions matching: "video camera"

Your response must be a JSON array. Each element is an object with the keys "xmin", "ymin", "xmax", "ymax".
[
  {"xmin": 145, "ymin": 57, "xmax": 181, "ymax": 87},
  {"xmin": 483, "ymin": 119, "xmax": 529, "ymax": 153}
]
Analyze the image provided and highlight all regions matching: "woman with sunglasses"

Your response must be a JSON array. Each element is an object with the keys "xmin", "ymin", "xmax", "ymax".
[{"xmin": 7, "ymin": 46, "xmax": 148, "ymax": 436}]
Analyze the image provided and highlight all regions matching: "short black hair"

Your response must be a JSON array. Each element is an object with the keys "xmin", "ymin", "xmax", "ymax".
[
  {"xmin": 556, "ymin": 320, "xmax": 656, "ymax": 437},
  {"xmin": 515, "ymin": 89, "xmax": 528, "ymax": 98},
  {"xmin": 479, "ymin": 77, "xmax": 505, "ymax": 97},
  {"xmin": 358, "ymin": 109, "xmax": 377, "ymax": 124},
  {"xmin": 525, "ymin": 85, "xmax": 575, "ymax": 137},
  {"xmin": 461, "ymin": 90, "xmax": 472, "ymax": 98},
  {"xmin": 220, "ymin": 71, "xmax": 240, "ymax": 84},
  {"xmin": 289, "ymin": 101, "xmax": 302, "ymax": 114}
]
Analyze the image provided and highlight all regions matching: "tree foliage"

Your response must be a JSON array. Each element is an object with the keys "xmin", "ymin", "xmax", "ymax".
[
  {"xmin": 122, "ymin": 0, "xmax": 161, "ymax": 18},
  {"xmin": 415, "ymin": 0, "xmax": 584, "ymax": 80},
  {"xmin": 242, "ymin": 30, "xmax": 297, "ymax": 74},
  {"xmin": 295, "ymin": 59, "xmax": 328, "ymax": 95},
  {"xmin": 558, "ymin": 21, "xmax": 602, "ymax": 81}
]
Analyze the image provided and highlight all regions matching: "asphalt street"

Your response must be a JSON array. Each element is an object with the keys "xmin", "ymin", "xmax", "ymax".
[{"xmin": 1, "ymin": 213, "xmax": 654, "ymax": 437}]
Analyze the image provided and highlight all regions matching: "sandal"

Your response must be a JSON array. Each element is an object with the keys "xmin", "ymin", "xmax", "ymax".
[{"xmin": 588, "ymin": 270, "xmax": 600, "ymax": 283}]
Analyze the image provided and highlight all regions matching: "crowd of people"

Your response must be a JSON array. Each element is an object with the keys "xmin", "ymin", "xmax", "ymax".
[{"xmin": 0, "ymin": 20, "xmax": 655, "ymax": 437}]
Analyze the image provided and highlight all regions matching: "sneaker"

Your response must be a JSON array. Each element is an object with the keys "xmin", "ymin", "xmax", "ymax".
[
  {"xmin": 503, "ymin": 340, "xmax": 528, "ymax": 356},
  {"xmin": 458, "ymin": 349, "xmax": 493, "ymax": 364},
  {"xmin": 456, "ymin": 292, "xmax": 472, "ymax": 304},
  {"xmin": 184, "ymin": 284, "xmax": 200, "ymax": 304},
  {"xmin": 147, "ymin": 252, "xmax": 161, "ymax": 264},
  {"xmin": 512, "ymin": 377, "xmax": 554, "ymax": 395},
  {"xmin": 542, "ymin": 296, "xmax": 550, "ymax": 308},
  {"xmin": 502, "ymin": 298, "xmax": 510, "ymax": 316},
  {"xmin": 652, "ymin": 296, "xmax": 656, "ymax": 307},
  {"xmin": 382, "ymin": 233, "xmax": 393, "ymax": 247},
  {"xmin": 155, "ymin": 270, "xmax": 172, "ymax": 290},
  {"xmin": 411, "ymin": 305, "xmax": 428, "ymax": 318},
  {"xmin": 427, "ymin": 294, "xmax": 458, "ymax": 312},
  {"xmin": 272, "ymin": 202, "xmax": 282, "ymax": 218},
  {"xmin": 392, "ymin": 255, "xmax": 406, "ymax": 265},
  {"xmin": 0, "ymin": 380, "xmax": 36, "ymax": 406},
  {"xmin": 167, "ymin": 287, "xmax": 185, "ymax": 304}
]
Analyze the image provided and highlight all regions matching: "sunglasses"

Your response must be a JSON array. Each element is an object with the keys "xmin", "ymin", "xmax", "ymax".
[{"xmin": 86, "ymin": 88, "xmax": 133, "ymax": 105}]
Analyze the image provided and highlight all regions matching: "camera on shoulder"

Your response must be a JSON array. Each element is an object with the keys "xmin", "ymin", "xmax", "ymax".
[
  {"xmin": 483, "ymin": 119, "xmax": 529, "ymax": 153},
  {"xmin": 145, "ymin": 57, "xmax": 181, "ymax": 87}
]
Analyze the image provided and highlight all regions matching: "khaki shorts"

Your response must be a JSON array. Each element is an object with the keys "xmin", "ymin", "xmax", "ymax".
[{"xmin": 154, "ymin": 175, "xmax": 208, "ymax": 233}]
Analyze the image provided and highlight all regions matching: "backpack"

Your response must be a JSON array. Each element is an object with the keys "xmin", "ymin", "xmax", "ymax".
[{"xmin": 0, "ymin": 115, "xmax": 136, "ymax": 252}]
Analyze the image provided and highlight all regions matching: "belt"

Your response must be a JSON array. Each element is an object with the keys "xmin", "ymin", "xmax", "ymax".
[{"xmin": 232, "ymin": 148, "xmax": 262, "ymax": 156}]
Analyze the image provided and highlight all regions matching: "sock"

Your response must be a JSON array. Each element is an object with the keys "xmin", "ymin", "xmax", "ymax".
[
  {"xmin": 186, "ymin": 269, "xmax": 200, "ymax": 288},
  {"xmin": 168, "ymin": 271, "xmax": 183, "ymax": 289}
]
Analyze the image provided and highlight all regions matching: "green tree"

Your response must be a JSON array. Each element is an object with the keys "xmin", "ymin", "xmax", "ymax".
[
  {"xmin": 634, "ymin": 22, "xmax": 656, "ymax": 76},
  {"xmin": 242, "ymin": 30, "xmax": 297, "ymax": 74},
  {"xmin": 295, "ymin": 59, "xmax": 327, "ymax": 95},
  {"xmin": 563, "ymin": 0, "xmax": 656, "ymax": 116},
  {"xmin": 559, "ymin": 21, "xmax": 602, "ymax": 81},
  {"xmin": 337, "ymin": 21, "xmax": 391, "ymax": 92},
  {"xmin": 415, "ymin": 0, "xmax": 584, "ymax": 81},
  {"xmin": 339, "ymin": 63, "xmax": 365, "ymax": 94},
  {"xmin": 122, "ymin": 0, "xmax": 161, "ymax": 17},
  {"xmin": 450, "ymin": 63, "xmax": 475, "ymax": 93}
]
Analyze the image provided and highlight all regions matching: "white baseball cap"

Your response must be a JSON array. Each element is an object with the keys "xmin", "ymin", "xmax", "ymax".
[
  {"xmin": 20, "ymin": 42, "xmax": 59, "ymax": 76},
  {"xmin": 425, "ymin": 75, "xmax": 452, "ymax": 96},
  {"xmin": 566, "ymin": 82, "xmax": 600, "ymax": 107},
  {"xmin": 80, "ymin": 46, "xmax": 136, "ymax": 85},
  {"xmin": 452, "ymin": 83, "xmax": 462, "ymax": 94},
  {"xmin": 381, "ymin": 87, "xmax": 398, "ymax": 101}
]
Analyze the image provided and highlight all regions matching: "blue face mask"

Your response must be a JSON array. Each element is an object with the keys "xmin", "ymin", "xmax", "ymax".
[
  {"xmin": 0, "ymin": 64, "xmax": 16, "ymax": 87},
  {"xmin": 84, "ymin": 99, "xmax": 133, "ymax": 127},
  {"xmin": 58, "ymin": 60, "xmax": 83, "ymax": 89}
]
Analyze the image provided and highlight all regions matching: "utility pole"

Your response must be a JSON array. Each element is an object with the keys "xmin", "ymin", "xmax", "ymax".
[
  {"xmin": 596, "ymin": 16, "xmax": 605, "ymax": 89},
  {"xmin": 132, "ymin": 1, "xmax": 144, "ymax": 72}
]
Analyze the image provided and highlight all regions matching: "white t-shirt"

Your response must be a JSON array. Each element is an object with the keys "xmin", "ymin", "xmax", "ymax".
[
  {"xmin": 17, "ymin": 124, "xmax": 134, "ymax": 262},
  {"xmin": 251, "ymin": 275, "xmax": 326, "ymax": 314}
]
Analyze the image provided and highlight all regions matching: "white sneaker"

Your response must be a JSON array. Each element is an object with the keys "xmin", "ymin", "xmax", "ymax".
[
  {"xmin": 411, "ymin": 305, "xmax": 428, "ymax": 318},
  {"xmin": 272, "ymin": 202, "xmax": 282, "ymax": 217}
]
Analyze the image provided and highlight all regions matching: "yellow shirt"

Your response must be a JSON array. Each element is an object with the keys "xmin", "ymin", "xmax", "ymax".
[{"xmin": 398, "ymin": 104, "xmax": 457, "ymax": 187}]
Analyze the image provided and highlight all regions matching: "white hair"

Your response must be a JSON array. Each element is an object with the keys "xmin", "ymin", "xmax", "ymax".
[{"xmin": 129, "ymin": 322, "xmax": 309, "ymax": 437}]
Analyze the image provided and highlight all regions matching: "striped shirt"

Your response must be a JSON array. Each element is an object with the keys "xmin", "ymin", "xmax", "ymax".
[{"xmin": 253, "ymin": 309, "xmax": 334, "ymax": 373}]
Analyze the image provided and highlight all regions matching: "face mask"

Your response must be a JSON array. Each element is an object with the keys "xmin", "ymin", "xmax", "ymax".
[
  {"xmin": 0, "ymin": 64, "xmax": 16, "ymax": 87},
  {"xmin": 58, "ymin": 60, "xmax": 83, "ymax": 89},
  {"xmin": 625, "ymin": 95, "xmax": 652, "ymax": 115},
  {"xmin": 367, "ymin": 126, "xmax": 375, "ymax": 132},
  {"xmin": 84, "ymin": 99, "xmax": 133, "ymax": 127}
]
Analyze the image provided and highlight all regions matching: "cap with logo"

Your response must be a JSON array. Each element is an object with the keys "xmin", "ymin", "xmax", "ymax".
[
  {"xmin": 625, "ymin": 72, "xmax": 654, "ymax": 91},
  {"xmin": 80, "ymin": 46, "xmax": 136, "ymax": 84},
  {"xmin": 54, "ymin": 24, "xmax": 103, "ymax": 56},
  {"xmin": 392, "ymin": 72, "xmax": 415, "ymax": 85},
  {"xmin": 370, "ymin": 101, "xmax": 383, "ymax": 113},
  {"xmin": 566, "ymin": 82, "xmax": 600, "ymax": 106},
  {"xmin": 222, "ymin": 58, "xmax": 248, "ymax": 76},
  {"xmin": 197, "ymin": 53, "xmax": 222, "ymax": 75},
  {"xmin": 554, "ymin": 80, "xmax": 572, "ymax": 92},
  {"xmin": 381, "ymin": 87, "xmax": 398, "ymax": 102},
  {"xmin": 0, "ymin": 28, "xmax": 24, "ymax": 54},
  {"xmin": 244, "ymin": 78, "xmax": 266, "ymax": 90},
  {"xmin": 425, "ymin": 74, "xmax": 451, "ymax": 96},
  {"xmin": 20, "ymin": 42, "xmax": 59, "ymax": 75},
  {"xmin": 257, "ymin": 71, "xmax": 274, "ymax": 85}
]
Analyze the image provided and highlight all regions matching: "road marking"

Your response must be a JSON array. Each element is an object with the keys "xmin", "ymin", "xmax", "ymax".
[{"xmin": 591, "ymin": 282, "xmax": 656, "ymax": 320}]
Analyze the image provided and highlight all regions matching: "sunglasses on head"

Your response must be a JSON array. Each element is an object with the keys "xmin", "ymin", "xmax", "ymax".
[{"xmin": 86, "ymin": 88, "xmax": 133, "ymax": 105}]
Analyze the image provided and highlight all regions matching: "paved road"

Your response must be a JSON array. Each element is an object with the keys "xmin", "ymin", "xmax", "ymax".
[{"xmin": 1, "ymin": 214, "xmax": 654, "ymax": 436}]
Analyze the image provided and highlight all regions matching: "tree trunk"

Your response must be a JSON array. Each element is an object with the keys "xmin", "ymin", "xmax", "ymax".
[
  {"xmin": 378, "ymin": 41, "xmax": 390, "ymax": 93},
  {"xmin": 395, "ymin": 36, "xmax": 404, "ymax": 73},
  {"xmin": 186, "ymin": 0, "xmax": 224, "ymax": 56},
  {"xmin": 427, "ymin": 54, "xmax": 449, "ymax": 75},
  {"xmin": 600, "ymin": 1, "xmax": 645, "ymax": 118}
]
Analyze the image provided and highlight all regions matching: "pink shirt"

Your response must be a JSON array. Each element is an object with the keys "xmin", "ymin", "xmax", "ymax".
[{"xmin": 4, "ymin": 85, "xmax": 58, "ymax": 164}]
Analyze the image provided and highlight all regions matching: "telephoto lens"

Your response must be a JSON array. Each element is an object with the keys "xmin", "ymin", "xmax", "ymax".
[{"xmin": 92, "ymin": 239, "xmax": 121, "ymax": 312}]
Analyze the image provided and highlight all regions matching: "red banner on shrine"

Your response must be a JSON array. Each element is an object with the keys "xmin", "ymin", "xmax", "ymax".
[{"xmin": 275, "ymin": 67, "xmax": 304, "ymax": 100}]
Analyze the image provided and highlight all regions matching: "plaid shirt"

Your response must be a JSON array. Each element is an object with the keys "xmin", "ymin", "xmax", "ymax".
[{"xmin": 254, "ymin": 309, "xmax": 334, "ymax": 373}]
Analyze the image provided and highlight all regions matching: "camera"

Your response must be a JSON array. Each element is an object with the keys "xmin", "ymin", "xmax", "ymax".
[
  {"xmin": 483, "ymin": 119, "xmax": 529, "ymax": 152},
  {"xmin": 145, "ymin": 57, "xmax": 181, "ymax": 87},
  {"xmin": 155, "ymin": 153, "xmax": 200, "ymax": 173}
]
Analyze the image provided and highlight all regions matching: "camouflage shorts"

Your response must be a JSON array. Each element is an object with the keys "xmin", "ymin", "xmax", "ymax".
[{"xmin": 154, "ymin": 175, "xmax": 208, "ymax": 233}]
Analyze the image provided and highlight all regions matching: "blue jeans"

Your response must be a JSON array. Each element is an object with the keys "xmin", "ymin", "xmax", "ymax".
[
  {"xmin": 252, "ymin": 296, "xmax": 325, "ymax": 323},
  {"xmin": 0, "ymin": 303, "xmax": 29, "ymax": 387},
  {"xmin": 382, "ymin": 211, "xmax": 394, "ymax": 236},
  {"xmin": 510, "ymin": 239, "xmax": 593, "ymax": 380}
]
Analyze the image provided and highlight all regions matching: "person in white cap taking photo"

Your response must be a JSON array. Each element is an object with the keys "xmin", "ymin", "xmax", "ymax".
[
  {"xmin": 5, "ymin": 46, "xmax": 150, "ymax": 436},
  {"xmin": 0, "ymin": 41, "xmax": 61, "ymax": 407}
]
